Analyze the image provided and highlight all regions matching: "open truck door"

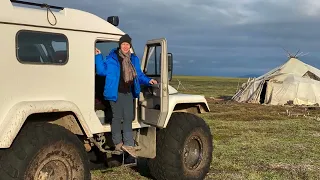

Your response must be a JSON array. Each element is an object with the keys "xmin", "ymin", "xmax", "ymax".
[{"xmin": 139, "ymin": 38, "xmax": 171, "ymax": 128}]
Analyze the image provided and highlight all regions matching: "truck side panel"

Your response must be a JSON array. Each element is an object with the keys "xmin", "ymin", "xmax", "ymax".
[{"xmin": 0, "ymin": 23, "xmax": 120, "ymax": 148}]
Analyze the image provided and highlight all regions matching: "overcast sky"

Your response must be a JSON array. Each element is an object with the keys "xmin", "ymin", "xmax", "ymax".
[{"xmin": 25, "ymin": 0, "xmax": 320, "ymax": 77}]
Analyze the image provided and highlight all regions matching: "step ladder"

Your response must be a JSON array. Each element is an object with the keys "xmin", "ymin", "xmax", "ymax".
[
  {"xmin": 89, "ymin": 131, "xmax": 142, "ymax": 167},
  {"xmin": 105, "ymin": 146, "xmax": 141, "ymax": 166}
]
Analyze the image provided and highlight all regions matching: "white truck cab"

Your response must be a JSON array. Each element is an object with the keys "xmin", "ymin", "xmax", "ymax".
[{"xmin": 0, "ymin": 1, "xmax": 213, "ymax": 180}]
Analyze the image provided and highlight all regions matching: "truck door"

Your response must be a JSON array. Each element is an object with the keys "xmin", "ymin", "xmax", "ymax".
[{"xmin": 139, "ymin": 38, "xmax": 169, "ymax": 128}]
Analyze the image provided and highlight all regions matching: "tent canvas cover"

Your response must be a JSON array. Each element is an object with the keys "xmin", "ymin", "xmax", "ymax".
[{"xmin": 232, "ymin": 57, "xmax": 320, "ymax": 106}]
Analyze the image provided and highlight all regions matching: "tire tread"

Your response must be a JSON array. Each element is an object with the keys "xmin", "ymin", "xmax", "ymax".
[
  {"xmin": 0, "ymin": 122, "xmax": 91, "ymax": 180},
  {"xmin": 149, "ymin": 112, "xmax": 213, "ymax": 180}
]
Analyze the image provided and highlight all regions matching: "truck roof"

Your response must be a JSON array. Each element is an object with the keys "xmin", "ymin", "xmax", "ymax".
[{"xmin": 1, "ymin": 0, "xmax": 124, "ymax": 35}]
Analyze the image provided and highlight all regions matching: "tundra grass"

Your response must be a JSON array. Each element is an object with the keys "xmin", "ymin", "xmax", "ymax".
[{"xmin": 91, "ymin": 75, "xmax": 320, "ymax": 180}]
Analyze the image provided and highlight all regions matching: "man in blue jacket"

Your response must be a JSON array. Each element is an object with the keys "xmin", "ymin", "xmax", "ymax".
[{"xmin": 95, "ymin": 34, "xmax": 157, "ymax": 158}]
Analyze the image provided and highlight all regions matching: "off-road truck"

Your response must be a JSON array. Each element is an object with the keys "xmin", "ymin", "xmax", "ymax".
[{"xmin": 0, "ymin": 1, "xmax": 213, "ymax": 179}]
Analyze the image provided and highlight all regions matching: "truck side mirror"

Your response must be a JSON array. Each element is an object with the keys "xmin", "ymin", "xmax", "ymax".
[{"xmin": 168, "ymin": 53, "xmax": 173, "ymax": 81}]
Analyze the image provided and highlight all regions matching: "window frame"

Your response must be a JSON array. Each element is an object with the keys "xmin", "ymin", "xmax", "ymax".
[
  {"xmin": 94, "ymin": 38, "xmax": 139, "ymax": 59},
  {"xmin": 15, "ymin": 29, "xmax": 69, "ymax": 65},
  {"xmin": 94, "ymin": 39, "xmax": 120, "ymax": 57},
  {"xmin": 143, "ymin": 42, "xmax": 162, "ymax": 77}
]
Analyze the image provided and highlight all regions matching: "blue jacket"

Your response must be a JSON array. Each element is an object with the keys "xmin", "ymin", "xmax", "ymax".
[{"xmin": 95, "ymin": 48, "xmax": 151, "ymax": 102}]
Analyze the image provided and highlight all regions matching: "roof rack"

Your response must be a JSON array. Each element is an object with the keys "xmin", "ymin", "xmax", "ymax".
[{"xmin": 10, "ymin": 0, "xmax": 64, "ymax": 10}]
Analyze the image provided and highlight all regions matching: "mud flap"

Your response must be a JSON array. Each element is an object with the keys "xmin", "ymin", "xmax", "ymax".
[{"xmin": 135, "ymin": 126, "xmax": 156, "ymax": 158}]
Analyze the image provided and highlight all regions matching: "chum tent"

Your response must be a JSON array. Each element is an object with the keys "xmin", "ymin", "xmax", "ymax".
[{"xmin": 232, "ymin": 57, "xmax": 320, "ymax": 106}]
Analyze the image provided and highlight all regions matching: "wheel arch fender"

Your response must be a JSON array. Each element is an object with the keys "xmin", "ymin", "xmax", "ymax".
[
  {"xmin": 165, "ymin": 102, "xmax": 209, "ymax": 127},
  {"xmin": 0, "ymin": 100, "xmax": 93, "ymax": 148},
  {"xmin": 163, "ymin": 95, "xmax": 210, "ymax": 128}
]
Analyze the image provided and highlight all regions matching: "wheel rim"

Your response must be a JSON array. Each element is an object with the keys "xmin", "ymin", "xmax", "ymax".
[
  {"xmin": 183, "ymin": 135, "xmax": 203, "ymax": 170},
  {"xmin": 34, "ymin": 156, "xmax": 72, "ymax": 180}
]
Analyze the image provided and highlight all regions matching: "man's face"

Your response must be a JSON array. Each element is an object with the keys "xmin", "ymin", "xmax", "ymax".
[{"xmin": 120, "ymin": 42, "xmax": 131, "ymax": 53}]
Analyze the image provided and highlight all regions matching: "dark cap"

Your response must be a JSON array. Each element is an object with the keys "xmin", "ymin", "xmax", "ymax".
[{"xmin": 119, "ymin": 34, "xmax": 132, "ymax": 47}]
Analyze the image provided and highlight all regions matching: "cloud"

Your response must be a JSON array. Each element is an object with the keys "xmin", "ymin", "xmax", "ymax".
[{"xmin": 22, "ymin": 0, "xmax": 320, "ymax": 77}]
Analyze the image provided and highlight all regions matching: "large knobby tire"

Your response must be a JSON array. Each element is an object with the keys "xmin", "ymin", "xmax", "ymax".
[
  {"xmin": 148, "ymin": 112, "xmax": 213, "ymax": 180},
  {"xmin": 0, "ymin": 122, "xmax": 91, "ymax": 180}
]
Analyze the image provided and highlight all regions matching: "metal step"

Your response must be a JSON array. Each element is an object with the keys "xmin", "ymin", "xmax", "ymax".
[
  {"xmin": 105, "ymin": 150, "xmax": 123, "ymax": 155},
  {"xmin": 123, "ymin": 162, "xmax": 137, "ymax": 167}
]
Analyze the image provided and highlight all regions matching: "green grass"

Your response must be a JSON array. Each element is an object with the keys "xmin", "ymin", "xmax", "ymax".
[
  {"xmin": 170, "ymin": 75, "xmax": 248, "ymax": 98},
  {"xmin": 92, "ymin": 75, "xmax": 320, "ymax": 180}
]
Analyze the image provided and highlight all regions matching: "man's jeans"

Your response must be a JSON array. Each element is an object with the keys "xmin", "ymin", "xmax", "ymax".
[{"xmin": 109, "ymin": 92, "xmax": 135, "ymax": 147}]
